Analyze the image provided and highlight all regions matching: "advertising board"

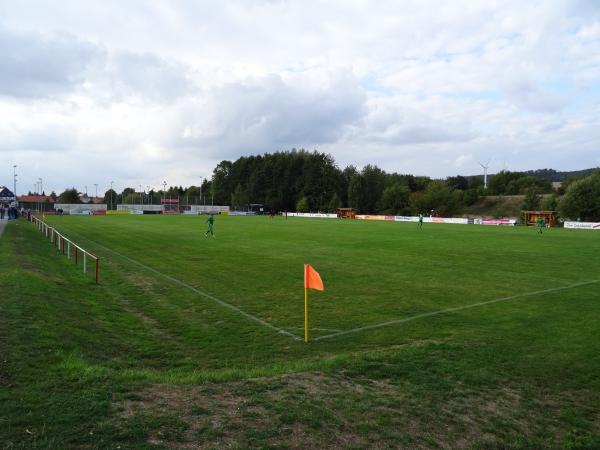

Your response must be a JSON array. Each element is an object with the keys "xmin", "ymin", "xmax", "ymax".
[{"xmin": 564, "ymin": 221, "xmax": 600, "ymax": 229}]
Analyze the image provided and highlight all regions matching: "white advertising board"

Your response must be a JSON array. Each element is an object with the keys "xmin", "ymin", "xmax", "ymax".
[
  {"xmin": 288, "ymin": 213, "xmax": 338, "ymax": 218},
  {"xmin": 564, "ymin": 221, "xmax": 600, "ymax": 230}
]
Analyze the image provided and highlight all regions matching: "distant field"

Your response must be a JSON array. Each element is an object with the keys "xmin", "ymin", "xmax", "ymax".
[{"xmin": 1, "ymin": 215, "xmax": 599, "ymax": 449}]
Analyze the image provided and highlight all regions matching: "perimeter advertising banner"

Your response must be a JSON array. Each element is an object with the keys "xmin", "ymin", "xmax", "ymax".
[
  {"xmin": 359, "ymin": 215, "xmax": 469, "ymax": 224},
  {"xmin": 287, "ymin": 213, "xmax": 338, "ymax": 218},
  {"xmin": 477, "ymin": 218, "xmax": 517, "ymax": 226},
  {"xmin": 356, "ymin": 215, "xmax": 389, "ymax": 221},
  {"xmin": 430, "ymin": 217, "xmax": 470, "ymax": 225},
  {"xmin": 564, "ymin": 221, "xmax": 600, "ymax": 230},
  {"xmin": 394, "ymin": 216, "xmax": 418, "ymax": 222}
]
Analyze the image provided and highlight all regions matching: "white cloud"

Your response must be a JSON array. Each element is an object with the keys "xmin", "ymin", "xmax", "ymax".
[{"xmin": 1, "ymin": 0, "xmax": 599, "ymax": 192}]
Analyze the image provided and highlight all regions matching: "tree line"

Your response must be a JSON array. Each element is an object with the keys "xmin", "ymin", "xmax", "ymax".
[{"xmin": 53, "ymin": 149, "xmax": 600, "ymax": 220}]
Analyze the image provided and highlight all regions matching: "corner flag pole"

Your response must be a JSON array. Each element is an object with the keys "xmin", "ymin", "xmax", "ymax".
[
  {"xmin": 304, "ymin": 264, "xmax": 309, "ymax": 342},
  {"xmin": 304, "ymin": 285, "xmax": 309, "ymax": 343}
]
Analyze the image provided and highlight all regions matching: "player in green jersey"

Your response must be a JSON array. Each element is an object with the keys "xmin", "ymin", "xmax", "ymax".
[
  {"xmin": 205, "ymin": 214, "xmax": 215, "ymax": 237},
  {"xmin": 418, "ymin": 213, "xmax": 423, "ymax": 228},
  {"xmin": 536, "ymin": 217, "xmax": 544, "ymax": 234}
]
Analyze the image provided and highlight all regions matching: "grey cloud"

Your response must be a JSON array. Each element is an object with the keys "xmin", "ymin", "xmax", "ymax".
[
  {"xmin": 104, "ymin": 52, "xmax": 194, "ymax": 101},
  {"xmin": 363, "ymin": 104, "xmax": 473, "ymax": 145},
  {"xmin": 380, "ymin": 125, "xmax": 472, "ymax": 145},
  {"xmin": 177, "ymin": 73, "xmax": 367, "ymax": 157},
  {"xmin": 0, "ymin": 27, "xmax": 102, "ymax": 98},
  {"xmin": 504, "ymin": 80, "xmax": 567, "ymax": 113}
]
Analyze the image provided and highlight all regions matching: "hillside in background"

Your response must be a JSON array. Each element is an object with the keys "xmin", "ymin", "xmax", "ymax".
[
  {"xmin": 523, "ymin": 168, "xmax": 597, "ymax": 181},
  {"xmin": 471, "ymin": 167, "xmax": 597, "ymax": 183},
  {"xmin": 462, "ymin": 194, "xmax": 555, "ymax": 219}
]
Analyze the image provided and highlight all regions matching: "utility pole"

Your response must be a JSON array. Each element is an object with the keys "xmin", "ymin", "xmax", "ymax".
[
  {"xmin": 38, "ymin": 178, "xmax": 43, "ymax": 211},
  {"xmin": 13, "ymin": 165, "xmax": 17, "ymax": 205}
]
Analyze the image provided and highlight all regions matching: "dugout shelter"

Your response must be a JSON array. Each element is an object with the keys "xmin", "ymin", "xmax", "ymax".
[
  {"xmin": 337, "ymin": 208, "xmax": 357, "ymax": 219},
  {"xmin": 522, "ymin": 210, "xmax": 557, "ymax": 227}
]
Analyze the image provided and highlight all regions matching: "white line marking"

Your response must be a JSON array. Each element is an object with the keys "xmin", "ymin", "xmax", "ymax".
[
  {"xmin": 314, "ymin": 280, "xmax": 600, "ymax": 341},
  {"xmin": 288, "ymin": 327, "xmax": 343, "ymax": 332},
  {"xmin": 70, "ymin": 232, "xmax": 303, "ymax": 341}
]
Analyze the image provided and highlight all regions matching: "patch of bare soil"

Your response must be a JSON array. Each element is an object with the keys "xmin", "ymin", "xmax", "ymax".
[{"xmin": 112, "ymin": 372, "xmax": 588, "ymax": 449}]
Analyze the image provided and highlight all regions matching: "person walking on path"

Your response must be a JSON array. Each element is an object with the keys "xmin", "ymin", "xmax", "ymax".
[{"xmin": 205, "ymin": 214, "xmax": 215, "ymax": 237}]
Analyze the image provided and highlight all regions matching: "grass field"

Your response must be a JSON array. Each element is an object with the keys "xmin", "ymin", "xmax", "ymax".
[{"xmin": 1, "ymin": 215, "xmax": 600, "ymax": 449}]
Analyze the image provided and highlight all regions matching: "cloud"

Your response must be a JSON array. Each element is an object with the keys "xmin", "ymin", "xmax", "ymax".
[
  {"xmin": 175, "ymin": 72, "xmax": 368, "ymax": 158},
  {"xmin": 0, "ymin": 27, "xmax": 102, "ymax": 98},
  {"xmin": 1, "ymin": 0, "xmax": 600, "ymax": 192},
  {"xmin": 99, "ymin": 51, "xmax": 196, "ymax": 102}
]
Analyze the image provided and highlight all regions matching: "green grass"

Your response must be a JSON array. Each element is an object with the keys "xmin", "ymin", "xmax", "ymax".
[{"xmin": 1, "ymin": 215, "xmax": 599, "ymax": 449}]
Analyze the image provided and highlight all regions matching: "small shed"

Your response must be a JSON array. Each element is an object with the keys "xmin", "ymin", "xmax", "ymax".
[
  {"xmin": 0, "ymin": 186, "xmax": 16, "ymax": 206},
  {"xmin": 337, "ymin": 208, "xmax": 357, "ymax": 219},
  {"xmin": 522, "ymin": 210, "xmax": 558, "ymax": 227}
]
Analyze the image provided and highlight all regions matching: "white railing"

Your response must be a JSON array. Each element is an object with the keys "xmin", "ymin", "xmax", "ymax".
[{"xmin": 29, "ymin": 215, "xmax": 100, "ymax": 284}]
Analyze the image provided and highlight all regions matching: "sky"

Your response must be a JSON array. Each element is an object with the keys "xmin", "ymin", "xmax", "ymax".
[{"xmin": 1, "ymin": 0, "xmax": 600, "ymax": 195}]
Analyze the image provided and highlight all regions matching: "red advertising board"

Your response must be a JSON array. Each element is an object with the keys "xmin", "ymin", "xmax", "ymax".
[{"xmin": 160, "ymin": 198, "xmax": 179, "ymax": 204}]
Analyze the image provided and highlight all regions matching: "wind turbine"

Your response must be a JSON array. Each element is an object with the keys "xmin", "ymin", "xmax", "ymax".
[{"xmin": 478, "ymin": 160, "xmax": 491, "ymax": 190}]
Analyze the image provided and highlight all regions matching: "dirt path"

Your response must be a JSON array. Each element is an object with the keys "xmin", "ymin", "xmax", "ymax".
[{"xmin": 0, "ymin": 218, "xmax": 7, "ymax": 238}]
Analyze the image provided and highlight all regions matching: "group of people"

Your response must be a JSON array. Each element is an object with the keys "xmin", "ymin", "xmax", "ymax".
[
  {"xmin": 0, "ymin": 205, "xmax": 34, "ymax": 221},
  {"xmin": 0, "ymin": 204, "xmax": 19, "ymax": 220}
]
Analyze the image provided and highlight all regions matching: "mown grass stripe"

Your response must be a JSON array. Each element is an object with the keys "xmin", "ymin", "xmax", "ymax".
[
  {"xmin": 314, "ymin": 279, "xmax": 600, "ymax": 341},
  {"xmin": 68, "ymin": 231, "xmax": 303, "ymax": 341}
]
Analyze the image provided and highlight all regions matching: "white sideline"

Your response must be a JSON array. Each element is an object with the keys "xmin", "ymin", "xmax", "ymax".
[
  {"xmin": 313, "ymin": 279, "xmax": 600, "ymax": 341},
  {"xmin": 70, "ymin": 233, "xmax": 303, "ymax": 341}
]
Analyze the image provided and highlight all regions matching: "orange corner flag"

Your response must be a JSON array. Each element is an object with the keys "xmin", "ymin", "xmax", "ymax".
[{"xmin": 304, "ymin": 264, "xmax": 324, "ymax": 291}]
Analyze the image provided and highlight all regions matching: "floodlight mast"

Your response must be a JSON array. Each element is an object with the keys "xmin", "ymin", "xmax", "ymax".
[
  {"xmin": 13, "ymin": 165, "xmax": 17, "ymax": 205},
  {"xmin": 38, "ymin": 178, "xmax": 43, "ymax": 211}
]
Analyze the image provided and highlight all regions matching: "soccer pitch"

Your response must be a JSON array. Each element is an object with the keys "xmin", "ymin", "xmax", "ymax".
[
  {"xmin": 41, "ymin": 215, "xmax": 600, "ymax": 366},
  {"xmin": 2, "ymin": 215, "xmax": 600, "ymax": 448}
]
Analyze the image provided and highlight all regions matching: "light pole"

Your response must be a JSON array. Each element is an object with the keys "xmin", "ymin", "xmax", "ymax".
[
  {"xmin": 199, "ymin": 176, "xmax": 203, "ymax": 206},
  {"xmin": 94, "ymin": 183, "xmax": 98, "ymax": 200},
  {"xmin": 162, "ymin": 181, "xmax": 166, "ymax": 202},
  {"xmin": 140, "ymin": 184, "xmax": 143, "ymax": 206},
  {"xmin": 38, "ymin": 178, "xmax": 43, "ymax": 211},
  {"xmin": 147, "ymin": 186, "xmax": 151, "ymax": 205},
  {"xmin": 110, "ymin": 181, "xmax": 114, "ymax": 210},
  {"xmin": 13, "ymin": 165, "xmax": 17, "ymax": 205}
]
